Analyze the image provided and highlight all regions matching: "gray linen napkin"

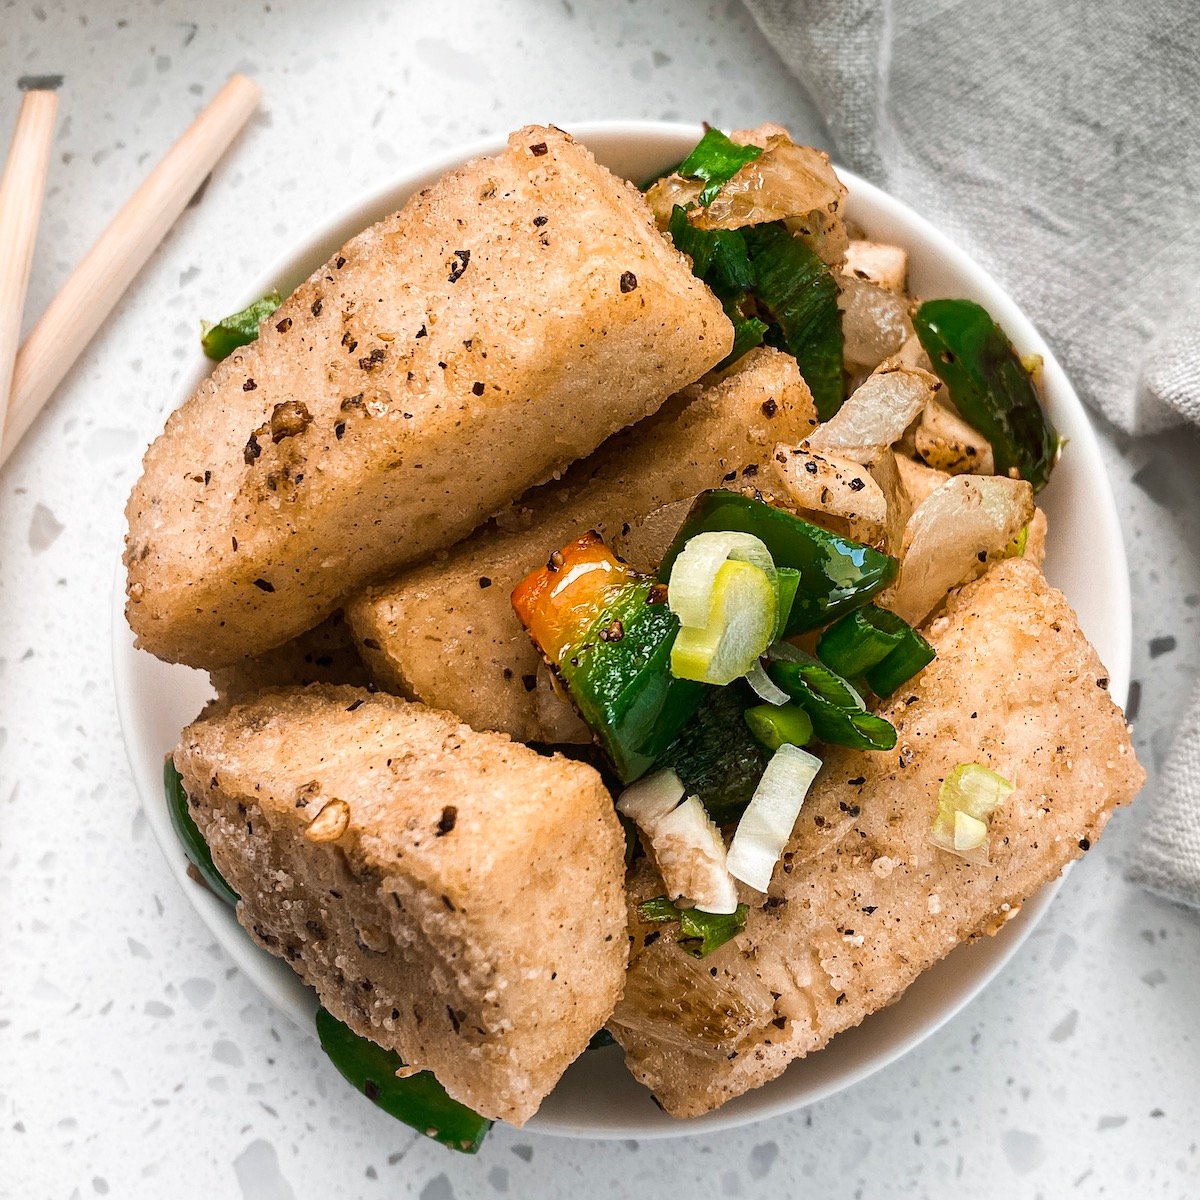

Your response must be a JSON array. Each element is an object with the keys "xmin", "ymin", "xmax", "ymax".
[{"xmin": 741, "ymin": 0, "xmax": 1200, "ymax": 906}]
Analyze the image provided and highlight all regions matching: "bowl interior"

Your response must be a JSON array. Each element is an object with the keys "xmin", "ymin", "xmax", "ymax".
[{"xmin": 113, "ymin": 121, "xmax": 1130, "ymax": 1139}]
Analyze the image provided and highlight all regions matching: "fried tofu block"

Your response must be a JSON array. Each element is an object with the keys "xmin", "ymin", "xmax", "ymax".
[
  {"xmin": 347, "ymin": 348, "xmax": 818, "ymax": 741},
  {"xmin": 608, "ymin": 559, "xmax": 1143, "ymax": 1116},
  {"xmin": 844, "ymin": 239, "xmax": 908, "ymax": 293},
  {"xmin": 174, "ymin": 685, "xmax": 628, "ymax": 1125},
  {"xmin": 208, "ymin": 611, "xmax": 370, "ymax": 704},
  {"xmin": 127, "ymin": 125, "xmax": 731, "ymax": 669}
]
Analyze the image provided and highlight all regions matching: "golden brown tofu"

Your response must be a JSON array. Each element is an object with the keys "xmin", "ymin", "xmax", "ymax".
[
  {"xmin": 347, "ymin": 347, "xmax": 818, "ymax": 741},
  {"xmin": 127, "ymin": 125, "xmax": 731, "ymax": 669},
  {"xmin": 608, "ymin": 559, "xmax": 1143, "ymax": 1116},
  {"xmin": 208, "ymin": 611, "xmax": 370, "ymax": 703},
  {"xmin": 174, "ymin": 685, "xmax": 628, "ymax": 1126}
]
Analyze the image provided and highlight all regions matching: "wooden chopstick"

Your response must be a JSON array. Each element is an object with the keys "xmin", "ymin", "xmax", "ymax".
[
  {"xmin": 0, "ymin": 73, "xmax": 261, "ymax": 470},
  {"xmin": 0, "ymin": 80, "xmax": 59, "ymax": 448}
]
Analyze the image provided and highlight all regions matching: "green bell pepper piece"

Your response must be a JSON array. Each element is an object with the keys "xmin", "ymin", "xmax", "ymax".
[
  {"xmin": 314, "ymin": 1007, "xmax": 490, "ymax": 1153},
  {"xmin": 659, "ymin": 490, "xmax": 897, "ymax": 634},
  {"xmin": 163, "ymin": 759, "xmax": 239, "ymax": 906},
  {"xmin": 560, "ymin": 578, "xmax": 706, "ymax": 783},
  {"xmin": 913, "ymin": 298, "xmax": 1060, "ymax": 491},
  {"xmin": 638, "ymin": 896, "xmax": 750, "ymax": 957},
  {"xmin": 201, "ymin": 290, "xmax": 283, "ymax": 362}
]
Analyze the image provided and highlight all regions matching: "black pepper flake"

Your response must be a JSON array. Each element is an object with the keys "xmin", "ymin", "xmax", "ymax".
[
  {"xmin": 619, "ymin": 270, "xmax": 638, "ymax": 293},
  {"xmin": 203, "ymin": 469, "xmax": 211, "ymax": 485},
  {"xmin": 276, "ymin": 316, "xmax": 292, "ymax": 333},
  {"xmin": 522, "ymin": 674, "xmax": 538, "ymax": 692},
  {"xmin": 502, "ymin": 667, "xmax": 514, "ymax": 680},
  {"xmin": 363, "ymin": 1079, "xmax": 381, "ymax": 1102},
  {"xmin": 848, "ymin": 775, "xmax": 865, "ymax": 786},
  {"xmin": 447, "ymin": 1007, "xmax": 462, "ymax": 1033},
  {"xmin": 471, "ymin": 381, "xmax": 485, "ymax": 396},
  {"xmin": 835, "ymin": 993, "xmax": 847, "ymax": 1006},
  {"xmin": 311, "ymin": 298, "xmax": 323, "ymax": 316},
  {"xmin": 848, "ymin": 477, "xmax": 865, "ymax": 491},
  {"xmin": 448, "ymin": 249, "xmax": 470, "ymax": 283},
  {"xmin": 253, "ymin": 578, "xmax": 275, "ymax": 592},
  {"xmin": 231, "ymin": 536, "xmax": 238, "ymax": 551},
  {"xmin": 804, "ymin": 460, "xmax": 819, "ymax": 474},
  {"xmin": 346, "ymin": 699, "xmax": 365, "ymax": 712},
  {"xmin": 341, "ymin": 330, "xmax": 358, "ymax": 352},
  {"xmin": 243, "ymin": 377, "xmax": 257, "ymax": 392},
  {"xmin": 599, "ymin": 619, "xmax": 625, "ymax": 643},
  {"xmin": 437, "ymin": 806, "xmax": 458, "ymax": 836},
  {"xmin": 977, "ymin": 550, "xmax": 988, "ymax": 563},
  {"xmin": 334, "ymin": 421, "xmax": 346, "ymax": 440},
  {"xmin": 547, "ymin": 550, "xmax": 565, "ymax": 572},
  {"xmin": 478, "ymin": 576, "xmax": 492, "ymax": 589},
  {"xmin": 335, "ymin": 255, "xmax": 346, "ymax": 268},
  {"xmin": 723, "ymin": 469, "xmax": 738, "ymax": 482},
  {"xmin": 529, "ymin": 141, "xmax": 548, "ymax": 156},
  {"xmin": 863, "ymin": 905, "xmax": 877, "ymax": 914},
  {"xmin": 1079, "ymin": 837, "xmax": 1091, "ymax": 851},
  {"xmin": 761, "ymin": 398, "xmax": 778, "ymax": 417},
  {"xmin": 359, "ymin": 347, "xmax": 386, "ymax": 371},
  {"xmin": 648, "ymin": 583, "xmax": 669, "ymax": 605},
  {"xmin": 742, "ymin": 463, "xmax": 758, "ymax": 477},
  {"xmin": 243, "ymin": 433, "xmax": 262, "ymax": 465},
  {"xmin": 533, "ymin": 214, "xmax": 548, "ymax": 227},
  {"xmin": 1096, "ymin": 676, "xmax": 1109, "ymax": 689},
  {"xmin": 415, "ymin": 324, "xmax": 427, "ymax": 338}
]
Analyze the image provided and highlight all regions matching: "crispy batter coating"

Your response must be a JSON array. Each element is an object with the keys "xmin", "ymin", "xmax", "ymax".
[
  {"xmin": 174, "ymin": 685, "xmax": 627, "ymax": 1125},
  {"xmin": 609, "ymin": 559, "xmax": 1143, "ymax": 1116},
  {"xmin": 127, "ymin": 126, "xmax": 731, "ymax": 668}
]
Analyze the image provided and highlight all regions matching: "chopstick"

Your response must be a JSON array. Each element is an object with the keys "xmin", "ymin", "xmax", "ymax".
[
  {"xmin": 0, "ymin": 73, "xmax": 261, "ymax": 470},
  {"xmin": 0, "ymin": 78, "xmax": 60, "ymax": 449}
]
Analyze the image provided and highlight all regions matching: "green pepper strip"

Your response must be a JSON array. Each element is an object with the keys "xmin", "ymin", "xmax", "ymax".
[
  {"xmin": 766, "ymin": 653, "xmax": 897, "ymax": 752},
  {"xmin": 773, "ymin": 567, "xmax": 801, "ymax": 641},
  {"xmin": 638, "ymin": 896, "xmax": 749, "ymax": 957},
  {"xmin": 561, "ymin": 578, "xmax": 706, "ymax": 783},
  {"xmin": 675, "ymin": 128, "xmax": 763, "ymax": 206},
  {"xmin": 745, "ymin": 702, "xmax": 814, "ymax": 753},
  {"xmin": 164, "ymin": 759, "xmax": 239, "ymax": 906},
  {"xmin": 314, "ymin": 1007, "xmax": 490, "ymax": 1153},
  {"xmin": 655, "ymin": 683, "xmax": 771, "ymax": 825},
  {"xmin": 913, "ymin": 298, "xmax": 1060, "ymax": 492},
  {"xmin": 659, "ymin": 490, "xmax": 897, "ymax": 635},
  {"xmin": 201, "ymin": 290, "xmax": 283, "ymax": 362}
]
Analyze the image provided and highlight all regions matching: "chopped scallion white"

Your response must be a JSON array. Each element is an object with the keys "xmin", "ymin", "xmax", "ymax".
[
  {"xmin": 745, "ymin": 659, "xmax": 790, "ymax": 706},
  {"xmin": 667, "ymin": 531, "xmax": 776, "ymax": 630},
  {"xmin": 727, "ymin": 744, "xmax": 822, "ymax": 893}
]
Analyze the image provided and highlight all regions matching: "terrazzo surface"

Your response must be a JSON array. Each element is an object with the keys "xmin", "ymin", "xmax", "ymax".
[{"xmin": 1, "ymin": 1, "xmax": 1198, "ymax": 1197}]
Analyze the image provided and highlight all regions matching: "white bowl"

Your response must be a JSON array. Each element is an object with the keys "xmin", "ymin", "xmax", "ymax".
[{"xmin": 113, "ymin": 121, "xmax": 1131, "ymax": 1139}]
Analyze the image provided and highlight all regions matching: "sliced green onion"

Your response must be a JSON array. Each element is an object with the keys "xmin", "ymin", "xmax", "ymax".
[
  {"xmin": 201, "ymin": 290, "xmax": 283, "ymax": 362},
  {"xmin": 766, "ymin": 644, "xmax": 897, "ymax": 752},
  {"xmin": 773, "ymin": 567, "xmax": 801, "ymax": 640},
  {"xmin": 670, "ymin": 559, "xmax": 778, "ymax": 685},
  {"xmin": 930, "ymin": 763, "xmax": 1015, "ymax": 863},
  {"xmin": 817, "ymin": 604, "xmax": 936, "ymax": 697},
  {"xmin": 638, "ymin": 895, "xmax": 749, "ymax": 958},
  {"xmin": 745, "ymin": 660, "xmax": 790, "ymax": 706},
  {"xmin": 667, "ymin": 530, "xmax": 777, "ymax": 630},
  {"xmin": 726, "ymin": 743, "xmax": 822, "ymax": 892},
  {"xmin": 744, "ymin": 703, "xmax": 813, "ymax": 752},
  {"xmin": 676, "ymin": 129, "xmax": 762, "ymax": 206},
  {"xmin": 816, "ymin": 608, "xmax": 904, "ymax": 678}
]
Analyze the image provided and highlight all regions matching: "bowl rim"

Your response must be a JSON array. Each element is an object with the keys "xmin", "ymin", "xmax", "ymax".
[{"xmin": 113, "ymin": 119, "xmax": 1131, "ymax": 1141}]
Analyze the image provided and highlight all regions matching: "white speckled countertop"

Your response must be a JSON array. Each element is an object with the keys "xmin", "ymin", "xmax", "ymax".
[{"xmin": 1, "ymin": 2, "xmax": 1198, "ymax": 1196}]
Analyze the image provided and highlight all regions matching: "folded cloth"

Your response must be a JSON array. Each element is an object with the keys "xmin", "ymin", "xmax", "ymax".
[{"xmin": 742, "ymin": 0, "xmax": 1200, "ymax": 906}]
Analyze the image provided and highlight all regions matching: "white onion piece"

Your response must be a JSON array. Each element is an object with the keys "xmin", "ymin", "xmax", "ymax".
[
  {"xmin": 844, "ymin": 239, "xmax": 908, "ymax": 293},
  {"xmin": 838, "ymin": 275, "xmax": 913, "ymax": 371},
  {"xmin": 654, "ymin": 797, "xmax": 740, "ymax": 916},
  {"xmin": 882, "ymin": 475, "xmax": 1035, "ymax": 625},
  {"xmin": 727, "ymin": 744, "xmax": 822, "ymax": 893},
  {"xmin": 745, "ymin": 660, "xmax": 790, "ymax": 706},
  {"xmin": 617, "ymin": 769, "xmax": 685, "ymax": 831},
  {"xmin": 667, "ymin": 531, "xmax": 776, "ymax": 630},
  {"xmin": 808, "ymin": 365, "xmax": 940, "ymax": 461}
]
